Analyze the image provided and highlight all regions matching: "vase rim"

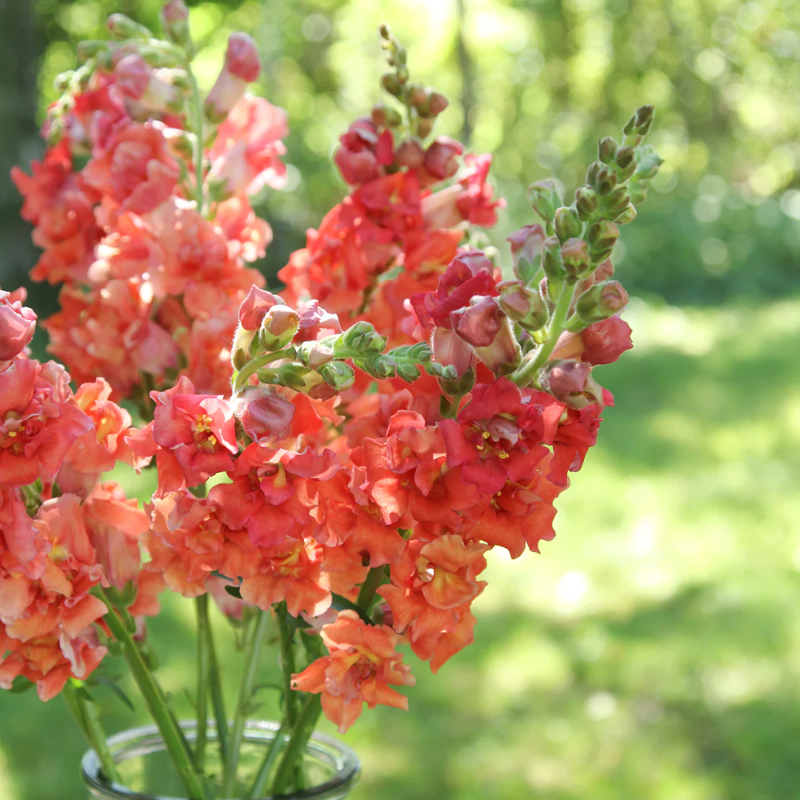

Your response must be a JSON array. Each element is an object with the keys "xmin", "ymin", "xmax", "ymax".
[{"xmin": 81, "ymin": 719, "xmax": 361, "ymax": 800}]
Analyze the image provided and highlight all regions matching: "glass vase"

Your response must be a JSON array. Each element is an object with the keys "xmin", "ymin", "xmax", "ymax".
[{"xmin": 81, "ymin": 720, "xmax": 360, "ymax": 799}]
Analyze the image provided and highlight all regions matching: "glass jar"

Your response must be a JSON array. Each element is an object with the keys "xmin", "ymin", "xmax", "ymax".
[{"xmin": 81, "ymin": 720, "xmax": 360, "ymax": 799}]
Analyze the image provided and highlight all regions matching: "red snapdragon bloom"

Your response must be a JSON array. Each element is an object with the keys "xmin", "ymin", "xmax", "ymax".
[
  {"xmin": 379, "ymin": 534, "xmax": 487, "ymax": 669},
  {"xmin": 439, "ymin": 378, "xmax": 553, "ymax": 495},
  {"xmin": 291, "ymin": 610, "xmax": 415, "ymax": 732},
  {"xmin": 0, "ymin": 359, "xmax": 93, "ymax": 486}
]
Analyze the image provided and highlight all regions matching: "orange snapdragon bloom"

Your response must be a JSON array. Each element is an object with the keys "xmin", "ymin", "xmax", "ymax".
[{"xmin": 291, "ymin": 610, "xmax": 415, "ymax": 733}]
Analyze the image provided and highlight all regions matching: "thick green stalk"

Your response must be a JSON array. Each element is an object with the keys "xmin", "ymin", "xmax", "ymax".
[
  {"xmin": 194, "ymin": 594, "xmax": 210, "ymax": 772},
  {"xmin": 245, "ymin": 720, "xmax": 288, "ymax": 800},
  {"xmin": 63, "ymin": 680, "xmax": 121, "ymax": 784},
  {"xmin": 270, "ymin": 694, "xmax": 323, "ymax": 796},
  {"xmin": 510, "ymin": 282, "xmax": 578, "ymax": 387},
  {"xmin": 356, "ymin": 565, "xmax": 386, "ymax": 613},
  {"xmin": 205, "ymin": 606, "xmax": 229, "ymax": 764},
  {"xmin": 222, "ymin": 609, "xmax": 271, "ymax": 798},
  {"xmin": 99, "ymin": 589, "xmax": 207, "ymax": 800},
  {"xmin": 232, "ymin": 349, "xmax": 293, "ymax": 395}
]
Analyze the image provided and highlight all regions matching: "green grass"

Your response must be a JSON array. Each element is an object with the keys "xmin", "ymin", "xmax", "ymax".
[{"xmin": 2, "ymin": 296, "xmax": 799, "ymax": 799}]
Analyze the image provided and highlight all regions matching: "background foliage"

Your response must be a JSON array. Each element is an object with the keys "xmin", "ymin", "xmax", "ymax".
[{"xmin": 1, "ymin": 1, "xmax": 799, "ymax": 798}]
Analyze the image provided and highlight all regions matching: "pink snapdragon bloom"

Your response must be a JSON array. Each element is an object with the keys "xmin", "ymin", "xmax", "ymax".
[
  {"xmin": 291, "ymin": 610, "xmax": 415, "ymax": 733},
  {"xmin": 81, "ymin": 121, "xmax": 180, "ymax": 225},
  {"xmin": 0, "ymin": 288, "xmax": 37, "ymax": 363},
  {"xmin": 82, "ymin": 481, "xmax": 149, "ymax": 590},
  {"xmin": 151, "ymin": 376, "xmax": 239, "ymax": 491},
  {"xmin": 0, "ymin": 495, "xmax": 108, "ymax": 701},
  {"xmin": 0, "ymin": 487, "xmax": 49, "ymax": 579},
  {"xmin": 59, "ymin": 378, "xmax": 150, "ymax": 495},
  {"xmin": 0, "ymin": 359, "xmax": 93, "ymax": 486},
  {"xmin": 207, "ymin": 94, "xmax": 288, "ymax": 196}
]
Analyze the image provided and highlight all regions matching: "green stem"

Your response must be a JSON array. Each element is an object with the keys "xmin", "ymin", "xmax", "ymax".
[
  {"xmin": 194, "ymin": 594, "xmax": 210, "ymax": 772},
  {"xmin": 270, "ymin": 694, "xmax": 323, "ymax": 796},
  {"xmin": 357, "ymin": 566, "xmax": 387, "ymax": 613},
  {"xmin": 245, "ymin": 720, "xmax": 288, "ymax": 800},
  {"xmin": 63, "ymin": 680, "xmax": 122, "ymax": 785},
  {"xmin": 222, "ymin": 609, "xmax": 271, "ymax": 798},
  {"xmin": 99, "ymin": 589, "xmax": 208, "ymax": 800},
  {"xmin": 277, "ymin": 606, "xmax": 298, "ymax": 729},
  {"xmin": 185, "ymin": 63, "xmax": 205, "ymax": 215},
  {"xmin": 510, "ymin": 282, "xmax": 578, "ymax": 387},
  {"xmin": 205, "ymin": 606, "xmax": 229, "ymax": 765},
  {"xmin": 232, "ymin": 349, "xmax": 294, "ymax": 395}
]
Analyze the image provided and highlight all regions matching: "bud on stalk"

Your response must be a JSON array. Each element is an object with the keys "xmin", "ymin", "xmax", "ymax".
[
  {"xmin": 107, "ymin": 14, "xmax": 153, "ymax": 41},
  {"xmin": 161, "ymin": 0, "xmax": 190, "ymax": 47},
  {"xmin": 554, "ymin": 206, "xmax": 582, "ymax": 242},
  {"xmin": 569, "ymin": 280, "xmax": 629, "ymax": 329},
  {"xmin": 528, "ymin": 180, "xmax": 563, "ymax": 224}
]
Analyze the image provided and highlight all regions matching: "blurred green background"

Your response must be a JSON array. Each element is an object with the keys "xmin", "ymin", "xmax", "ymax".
[{"xmin": 1, "ymin": 0, "xmax": 800, "ymax": 798}]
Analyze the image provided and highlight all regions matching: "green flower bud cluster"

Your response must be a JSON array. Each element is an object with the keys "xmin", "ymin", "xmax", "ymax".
[
  {"xmin": 236, "ymin": 319, "xmax": 456, "ymax": 398},
  {"xmin": 378, "ymin": 24, "xmax": 448, "ymax": 140}
]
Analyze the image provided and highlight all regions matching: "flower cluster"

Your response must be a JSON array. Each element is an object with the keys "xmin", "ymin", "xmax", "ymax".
[
  {"xmin": 6, "ymin": 6, "xmax": 662, "ymax": 788},
  {"xmin": 12, "ymin": 20, "xmax": 286, "ymax": 403},
  {"xmin": 0, "ymin": 294, "xmax": 157, "ymax": 700}
]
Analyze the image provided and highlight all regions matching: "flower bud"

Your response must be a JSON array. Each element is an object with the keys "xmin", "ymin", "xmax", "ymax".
[
  {"xmin": 595, "ymin": 166, "xmax": 618, "ymax": 196},
  {"xmin": 238, "ymin": 286, "xmax": 281, "ymax": 331},
  {"xmin": 542, "ymin": 236, "xmax": 566, "ymax": 284},
  {"xmin": 624, "ymin": 104, "xmax": 655, "ymax": 137},
  {"xmin": 339, "ymin": 321, "xmax": 387, "ymax": 354},
  {"xmin": 295, "ymin": 338, "xmax": 337, "ymax": 369},
  {"xmin": 439, "ymin": 365, "xmax": 475, "ymax": 397},
  {"xmin": 205, "ymin": 34, "xmax": 261, "ymax": 123},
  {"xmin": 225, "ymin": 33, "xmax": 261, "ymax": 82},
  {"xmin": 160, "ymin": 0, "xmax": 190, "ymax": 46},
  {"xmin": 406, "ymin": 82, "xmax": 427, "ymax": 107},
  {"xmin": 0, "ymin": 288, "xmax": 36, "ymax": 362},
  {"xmin": 598, "ymin": 136, "xmax": 618, "ymax": 164},
  {"xmin": 77, "ymin": 41, "xmax": 107, "ymax": 61},
  {"xmin": 560, "ymin": 238, "xmax": 592, "ymax": 281},
  {"xmin": 574, "ymin": 280, "xmax": 629, "ymax": 325},
  {"xmin": 395, "ymin": 138, "xmax": 425, "ymax": 170},
  {"xmin": 115, "ymin": 54, "xmax": 184, "ymax": 113},
  {"xmin": 423, "ymin": 136, "xmax": 464, "ymax": 180},
  {"xmin": 428, "ymin": 92, "xmax": 449, "ymax": 116},
  {"xmin": 382, "ymin": 73, "xmax": 403, "ymax": 97},
  {"xmin": 497, "ymin": 280, "xmax": 548, "ymax": 330},
  {"xmin": 586, "ymin": 220, "xmax": 620, "ymax": 259},
  {"xmin": 507, "ymin": 224, "xmax": 545, "ymax": 283},
  {"xmin": 417, "ymin": 117, "xmax": 434, "ymax": 138},
  {"xmin": 615, "ymin": 205, "xmax": 637, "ymax": 225},
  {"xmin": 259, "ymin": 305, "xmax": 300, "ymax": 351},
  {"xmin": 107, "ymin": 13, "xmax": 152, "ymax": 41},
  {"xmin": 236, "ymin": 386, "xmax": 295, "ymax": 442},
  {"xmin": 575, "ymin": 187, "xmax": 598, "ymax": 221},
  {"xmin": 318, "ymin": 361, "xmax": 356, "ymax": 392},
  {"xmin": 581, "ymin": 316, "xmax": 633, "ymax": 365},
  {"xmin": 371, "ymin": 102, "xmax": 402, "ymax": 128},
  {"xmin": 544, "ymin": 359, "xmax": 605, "ymax": 408},
  {"xmin": 603, "ymin": 186, "xmax": 631, "ymax": 215},
  {"xmin": 453, "ymin": 296, "xmax": 521, "ymax": 375},
  {"xmin": 528, "ymin": 180, "xmax": 562, "ymax": 223},
  {"xmin": 615, "ymin": 145, "xmax": 635, "ymax": 169},
  {"xmin": 554, "ymin": 206, "xmax": 582, "ymax": 242}
]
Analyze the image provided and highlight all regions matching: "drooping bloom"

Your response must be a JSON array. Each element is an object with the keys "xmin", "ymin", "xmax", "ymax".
[{"xmin": 291, "ymin": 610, "xmax": 415, "ymax": 732}]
